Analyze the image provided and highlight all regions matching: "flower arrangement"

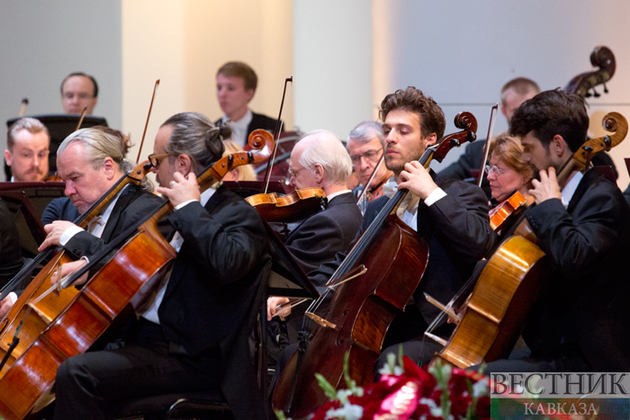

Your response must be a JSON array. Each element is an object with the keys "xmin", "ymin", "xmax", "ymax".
[{"xmin": 277, "ymin": 351, "xmax": 490, "ymax": 420}]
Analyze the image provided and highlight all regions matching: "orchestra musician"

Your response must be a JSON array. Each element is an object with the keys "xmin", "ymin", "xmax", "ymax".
[
  {"xmin": 0, "ymin": 127, "xmax": 163, "ymax": 319},
  {"xmin": 266, "ymin": 130, "xmax": 362, "ymax": 355},
  {"xmin": 60, "ymin": 72, "xmax": 99, "ymax": 115},
  {"xmin": 347, "ymin": 121, "xmax": 394, "ymax": 206},
  {"xmin": 51, "ymin": 112, "xmax": 271, "ymax": 420},
  {"xmin": 40, "ymin": 127, "xmax": 135, "ymax": 225},
  {"xmin": 215, "ymin": 61, "xmax": 281, "ymax": 147},
  {"xmin": 439, "ymin": 77, "xmax": 540, "ymax": 188},
  {"xmin": 481, "ymin": 89, "xmax": 630, "ymax": 372},
  {"xmin": 485, "ymin": 133, "xmax": 534, "ymax": 207},
  {"xmin": 307, "ymin": 86, "xmax": 496, "ymax": 372},
  {"xmin": 4, "ymin": 117, "xmax": 50, "ymax": 182}
]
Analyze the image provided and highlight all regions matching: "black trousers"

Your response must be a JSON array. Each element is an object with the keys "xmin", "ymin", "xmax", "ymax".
[{"xmin": 53, "ymin": 319, "xmax": 220, "ymax": 420}]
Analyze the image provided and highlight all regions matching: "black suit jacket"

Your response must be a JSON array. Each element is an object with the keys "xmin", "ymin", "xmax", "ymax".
[
  {"xmin": 284, "ymin": 192, "xmax": 362, "ymax": 278},
  {"xmin": 63, "ymin": 185, "xmax": 165, "ymax": 259},
  {"xmin": 363, "ymin": 175, "xmax": 495, "ymax": 328},
  {"xmin": 66, "ymin": 185, "xmax": 271, "ymax": 420},
  {"xmin": 311, "ymin": 174, "xmax": 495, "ymax": 340},
  {"xmin": 158, "ymin": 185, "xmax": 271, "ymax": 420},
  {"xmin": 215, "ymin": 111, "xmax": 280, "ymax": 141},
  {"xmin": 523, "ymin": 169, "xmax": 630, "ymax": 370}
]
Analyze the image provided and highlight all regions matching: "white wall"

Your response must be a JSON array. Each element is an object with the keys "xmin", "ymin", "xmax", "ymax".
[
  {"xmin": 0, "ymin": 1, "xmax": 122, "ymax": 151},
  {"xmin": 371, "ymin": 0, "xmax": 630, "ymax": 187},
  {"xmin": 121, "ymin": 0, "xmax": 294, "ymax": 163},
  {"xmin": 293, "ymin": 0, "xmax": 373, "ymax": 140}
]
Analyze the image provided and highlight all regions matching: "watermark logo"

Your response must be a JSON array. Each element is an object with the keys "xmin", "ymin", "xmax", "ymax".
[{"xmin": 490, "ymin": 372, "xmax": 630, "ymax": 419}]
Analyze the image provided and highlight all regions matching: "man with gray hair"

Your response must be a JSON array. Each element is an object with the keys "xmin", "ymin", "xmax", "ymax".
[
  {"xmin": 5, "ymin": 117, "xmax": 50, "ymax": 182},
  {"xmin": 0, "ymin": 127, "xmax": 162, "ymax": 319},
  {"xmin": 37, "ymin": 127, "xmax": 163, "ymax": 266},
  {"xmin": 347, "ymin": 121, "xmax": 393, "ymax": 211},
  {"xmin": 52, "ymin": 112, "xmax": 271, "ymax": 420},
  {"xmin": 267, "ymin": 130, "xmax": 363, "ymax": 348}
]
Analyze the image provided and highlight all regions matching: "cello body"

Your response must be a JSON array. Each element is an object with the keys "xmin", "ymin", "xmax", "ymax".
[
  {"xmin": 273, "ymin": 112, "xmax": 478, "ymax": 419},
  {"xmin": 433, "ymin": 235, "xmax": 547, "ymax": 368},
  {"xmin": 0, "ymin": 213, "xmax": 175, "ymax": 420},
  {"xmin": 431, "ymin": 112, "xmax": 628, "ymax": 369},
  {"xmin": 0, "ymin": 130, "xmax": 275, "ymax": 420},
  {"xmin": 273, "ymin": 214, "xmax": 428, "ymax": 419}
]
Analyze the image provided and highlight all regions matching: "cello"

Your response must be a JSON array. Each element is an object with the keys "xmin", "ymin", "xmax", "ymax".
[
  {"xmin": 272, "ymin": 112, "xmax": 478, "ymax": 419},
  {"xmin": 485, "ymin": 45, "xmax": 616, "ymax": 238},
  {"xmin": 429, "ymin": 112, "xmax": 628, "ymax": 369},
  {"xmin": 0, "ymin": 129, "xmax": 274, "ymax": 420}
]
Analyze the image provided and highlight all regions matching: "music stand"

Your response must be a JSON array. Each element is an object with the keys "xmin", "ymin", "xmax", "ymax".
[
  {"xmin": 5, "ymin": 114, "xmax": 108, "ymax": 180},
  {"xmin": 0, "ymin": 181, "xmax": 66, "ymax": 258}
]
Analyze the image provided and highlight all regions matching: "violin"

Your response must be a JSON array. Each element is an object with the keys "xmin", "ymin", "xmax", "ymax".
[
  {"xmin": 0, "ymin": 130, "xmax": 274, "ymax": 420},
  {"xmin": 428, "ymin": 112, "xmax": 628, "ymax": 369},
  {"xmin": 272, "ymin": 112, "xmax": 478, "ymax": 419},
  {"xmin": 246, "ymin": 187, "xmax": 327, "ymax": 223},
  {"xmin": 489, "ymin": 190, "xmax": 533, "ymax": 235}
]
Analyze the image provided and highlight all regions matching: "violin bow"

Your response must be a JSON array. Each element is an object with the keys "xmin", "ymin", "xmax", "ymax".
[
  {"xmin": 18, "ymin": 98, "xmax": 28, "ymax": 118},
  {"xmin": 135, "ymin": 79, "xmax": 160, "ymax": 164},
  {"xmin": 477, "ymin": 104, "xmax": 499, "ymax": 187},
  {"xmin": 355, "ymin": 154, "xmax": 385, "ymax": 214},
  {"xmin": 75, "ymin": 106, "xmax": 88, "ymax": 131},
  {"xmin": 262, "ymin": 76, "xmax": 293, "ymax": 194}
]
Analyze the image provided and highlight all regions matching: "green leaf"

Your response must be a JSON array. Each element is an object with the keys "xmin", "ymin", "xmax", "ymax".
[{"xmin": 315, "ymin": 373, "xmax": 339, "ymax": 400}]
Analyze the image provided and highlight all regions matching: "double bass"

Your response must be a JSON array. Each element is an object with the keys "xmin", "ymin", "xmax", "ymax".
[
  {"xmin": 429, "ymin": 112, "xmax": 628, "ymax": 369},
  {"xmin": 0, "ymin": 130, "xmax": 274, "ymax": 420},
  {"xmin": 273, "ymin": 112, "xmax": 478, "ymax": 419}
]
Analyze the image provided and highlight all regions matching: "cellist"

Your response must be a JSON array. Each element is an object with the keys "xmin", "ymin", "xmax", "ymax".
[
  {"xmin": 479, "ymin": 89, "xmax": 630, "ymax": 373},
  {"xmin": 306, "ymin": 87, "xmax": 496, "ymax": 372},
  {"xmin": 0, "ymin": 127, "xmax": 162, "ymax": 318},
  {"xmin": 50, "ymin": 112, "xmax": 271, "ymax": 420}
]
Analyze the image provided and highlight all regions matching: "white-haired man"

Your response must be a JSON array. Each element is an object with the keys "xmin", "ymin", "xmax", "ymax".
[{"xmin": 267, "ymin": 130, "xmax": 363, "ymax": 349}]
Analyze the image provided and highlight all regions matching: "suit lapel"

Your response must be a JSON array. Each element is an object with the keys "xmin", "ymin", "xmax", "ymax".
[{"xmin": 101, "ymin": 187, "xmax": 139, "ymax": 242}]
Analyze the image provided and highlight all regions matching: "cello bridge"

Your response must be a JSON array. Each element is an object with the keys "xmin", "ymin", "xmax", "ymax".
[{"xmin": 305, "ymin": 312, "xmax": 336, "ymax": 329}]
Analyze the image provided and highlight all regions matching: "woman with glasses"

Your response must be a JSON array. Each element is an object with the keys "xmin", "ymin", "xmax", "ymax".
[
  {"xmin": 484, "ymin": 133, "xmax": 535, "ymax": 236},
  {"xmin": 485, "ymin": 133, "xmax": 534, "ymax": 205}
]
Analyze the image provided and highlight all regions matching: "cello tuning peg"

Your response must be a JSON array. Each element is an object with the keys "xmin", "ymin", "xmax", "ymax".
[
  {"xmin": 603, "ymin": 82, "xmax": 609, "ymax": 94},
  {"xmin": 585, "ymin": 91, "xmax": 592, "ymax": 98},
  {"xmin": 592, "ymin": 88, "xmax": 601, "ymax": 98}
]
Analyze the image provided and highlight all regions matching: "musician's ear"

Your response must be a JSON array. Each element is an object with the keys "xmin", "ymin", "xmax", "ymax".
[
  {"xmin": 425, "ymin": 133, "xmax": 438, "ymax": 146},
  {"xmin": 4, "ymin": 149, "xmax": 12, "ymax": 166},
  {"xmin": 313, "ymin": 163, "xmax": 324, "ymax": 184},
  {"xmin": 102, "ymin": 157, "xmax": 116, "ymax": 180},
  {"xmin": 550, "ymin": 135, "xmax": 567, "ymax": 158},
  {"xmin": 176, "ymin": 154, "xmax": 193, "ymax": 176}
]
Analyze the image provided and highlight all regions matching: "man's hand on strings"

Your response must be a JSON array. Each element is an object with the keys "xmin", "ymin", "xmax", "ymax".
[
  {"xmin": 157, "ymin": 171, "xmax": 200, "ymax": 208},
  {"xmin": 50, "ymin": 259, "xmax": 89, "ymax": 287},
  {"xmin": 38, "ymin": 221, "xmax": 78, "ymax": 251},
  {"xmin": 397, "ymin": 161, "xmax": 438, "ymax": 200},
  {"xmin": 0, "ymin": 296, "xmax": 14, "ymax": 320},
  {"xmin": 529, "ymin": 167, "xmax": 562, "ymax": 205},
  {"xmin": 267, "ymin": 296, "xmax": 290, "ymax": 321}
]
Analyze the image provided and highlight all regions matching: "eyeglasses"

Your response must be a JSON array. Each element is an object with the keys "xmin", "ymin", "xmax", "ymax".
[
  {"xmin": 148, "ymin": 153, "xmax": 174, "ymax": 168},
  {"xmin": 349, "ymin": 149, "xmax": 382, "ymax": 165},
  {"xmin": 287, "ymin": 167, "xmax": 305, "ymax": 179},
  {"xmin": 484, "ymin": 164, "xmax": 509, "ymax": 176},
  {"xmin": 62, "ymin": 92, "xmax": 94, "ymax": 100}
]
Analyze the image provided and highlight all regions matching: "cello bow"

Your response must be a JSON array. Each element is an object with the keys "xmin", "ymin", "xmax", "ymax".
[
  {"xmin": 273, "ymin": 112, "xmax": 478, "ymax": 419},
  {"xmin": 428, "ymin": 112, "xmax": 628, "ymax": 369},
  {"xmin": 0, "ymin": 130, "xmax": 274, "ymax": 420}
]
